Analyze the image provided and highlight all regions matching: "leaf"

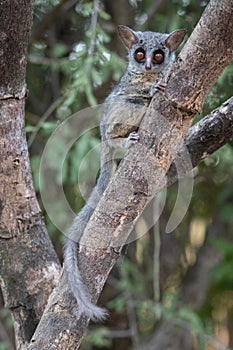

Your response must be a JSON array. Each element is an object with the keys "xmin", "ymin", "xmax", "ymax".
[
  {"xmin": 220, "ymin": 204, "xmax": 233, "ymax": 223},
  {"xmin": 85, "ymin": 327, "xmax": 111, "ymax": 348},
  {"xmin": 98, "ymin": 10, "xmax": 111, "ymax": 21},
  {"xmin": 211, "ymin": 238, "xmax": 233, "ymax": 256},
  {"xmin": 178, "ymin": 307, "xmax": 204, "ymax": 334},
  {"xmin": 52, "ymin": 43, "xmax": 67, "ymax": 58},
  {"xmin": 107, "ymin": 296, "xmax": 126, "ymax": 313}
]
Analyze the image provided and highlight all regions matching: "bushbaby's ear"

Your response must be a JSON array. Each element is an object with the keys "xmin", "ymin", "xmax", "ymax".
[
  {"xmin": 118, "ymin": 25, "xmax": 138, "ymax": 49},
  {"xmin": 165, "ymin": 29, "xmax": 186, "ymax": 52}
]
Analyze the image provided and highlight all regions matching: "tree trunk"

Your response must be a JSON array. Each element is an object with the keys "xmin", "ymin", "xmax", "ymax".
[{"xmin": 0, "ymin": 1, "xmax": 61, "ymax": 349}]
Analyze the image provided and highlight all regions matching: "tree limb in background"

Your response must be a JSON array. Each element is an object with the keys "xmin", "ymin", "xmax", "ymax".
[{"xmin": 28, "ymin": 1, "xmax": 233, "ymax": 348}]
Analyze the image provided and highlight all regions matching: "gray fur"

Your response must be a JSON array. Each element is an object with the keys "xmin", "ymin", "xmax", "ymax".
[{"xmin": 64, "ymin": 26, "xmax": 186, "ymax": 321}]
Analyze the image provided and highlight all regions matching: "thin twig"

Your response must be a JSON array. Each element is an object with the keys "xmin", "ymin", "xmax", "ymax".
[
  {"xmin": 125, "ymin": 291, "xmax": 140, "ymax": 349},
  {"xmin": 29, "ymin": 55, "xmax": 68, "ymax": 65},
  {"xmin": 105, "ymin": 329, "xmax": 133, "ymax": 338},
  {"xmin": 153, "ymin": 226, "xmax": 161, "ymax": 305},
  {"xmin": 120, "ymin": 265, "xmax": 140, "ymax": 349},
  {"xmin": 88, "ymin": 0, "xmax": 100, "ymax": 56}
]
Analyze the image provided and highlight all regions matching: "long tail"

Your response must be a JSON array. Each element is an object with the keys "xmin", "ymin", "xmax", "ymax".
[
  {"xmin": 64, "ymin": 157, "xmax": 114, "ymax": 321},
  {"xmin": 64, "ymin": 236, "xmax": 107, "ymax": 321}
]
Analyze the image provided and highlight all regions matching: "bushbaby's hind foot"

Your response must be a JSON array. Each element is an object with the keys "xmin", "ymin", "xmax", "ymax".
[{"xmin": 125, "ymin": 131, "xmax": 140, "ymax": 148}]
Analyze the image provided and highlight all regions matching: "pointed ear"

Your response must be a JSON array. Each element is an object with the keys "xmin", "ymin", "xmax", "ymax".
[
  {"xmin": 165, "ymin": 29, "xmax": 186, "ymax": 52},
  {"xmin": 117, "ymin": 25, "xmax": 138, "ymax": 49}
]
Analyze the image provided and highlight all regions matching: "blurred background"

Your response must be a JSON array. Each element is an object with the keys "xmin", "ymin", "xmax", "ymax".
[{"xmin": 1, "ymin": 0, "xmax": 233, "ymax": 349}]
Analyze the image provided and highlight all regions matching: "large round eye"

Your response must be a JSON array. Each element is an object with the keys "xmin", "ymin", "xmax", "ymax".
[
  {"xmin": 153, "ymin": 50, "xmax": 164, "ymax": 64},
  {"xmin": 134, "ymin": 48, "xmax": 146, "ymax": 62}
]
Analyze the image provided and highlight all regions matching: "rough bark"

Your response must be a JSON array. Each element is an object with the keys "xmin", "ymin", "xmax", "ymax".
[
  {"xmin": 0, "ymin": 1, "xmax": 61, "ymax": 349},
  {"xmin": 0, "ymin": 0, "xmax": 30, "ymax": 99},
  {"xmin": 28, "ymin": 0, "xmax": 233, "ymax": 348},
  {"xmin": 166, "ymin": 1, "xmax": 233, "ymax": 113}
]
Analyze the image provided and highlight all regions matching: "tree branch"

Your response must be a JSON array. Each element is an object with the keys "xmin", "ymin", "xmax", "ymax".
[{"xmin": 28, "ymin": 0, "xmax": 233, "ymax": 348}]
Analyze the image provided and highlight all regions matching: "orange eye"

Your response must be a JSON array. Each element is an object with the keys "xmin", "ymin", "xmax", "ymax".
[
  {"xmin": 153, "ymin": 50, "xmax": 164, "ymax": 64},
  {"xmin": 134, "ymin": 48, "xmax": 146, "ymax": 62},
  {"xmin": 136, "ymin": 51, "xmax": 145, "ymax": 60}
]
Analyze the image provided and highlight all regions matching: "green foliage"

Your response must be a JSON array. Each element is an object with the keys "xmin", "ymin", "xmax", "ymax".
[
  {"xmin": 219, "ymin": 203, "xmax": 233, "ymax": 224},
  {"xmin": 30, "ymin": 155, "xmax": 41, "ymax": 192},
  {"xmin": 210, "ymin": 239, "xmax": 233, "ymax": 290},
  {"xmin": 107, "ymin": 257, "xmax": 213, "ymax": 348},
  {"xmin": 68, "ymin": 129, "xmax": 100, "ymax": 186},
  {"xmin": 27, "ymin": 0, "xmax": 126, "ymax": 217},
  {"xmin": 0, "ymin": 308, "xmax": 14, "ymax": 350},
  {"xmin": 107, "ymin": 258, "xmax": 149, "ymax": 314},
  {"xmin": 0, "ymin": 343, "xmax": 7, "ymax": 350},
  {"xmin": 118, "ymin": 259, "xmax": 147, "ymax": 295},
  {"xmin": 57, "ymin": 3, "xmax": 125, "ymax": 114},
  {"xmin": 85, "ymin": 327, "xmax": 111, "ymax": 348}
]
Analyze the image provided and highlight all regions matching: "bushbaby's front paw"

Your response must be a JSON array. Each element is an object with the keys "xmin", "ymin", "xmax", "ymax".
[
  {"xmin": 150, "ymin": 79, "xmax": 167, "ymax": 96},
  {"xmin": 125, "ymin": 131, "xmax": 140, "ymax": 148}
]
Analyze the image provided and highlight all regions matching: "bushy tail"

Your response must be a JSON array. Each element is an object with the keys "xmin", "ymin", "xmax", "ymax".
[
  {"xmin": 64, "ymin": 159, "xmax": 114, "ymax": 321},
  {"xmin": 64, "ymin": 237, "xmax": 107, "ymax": 321}
]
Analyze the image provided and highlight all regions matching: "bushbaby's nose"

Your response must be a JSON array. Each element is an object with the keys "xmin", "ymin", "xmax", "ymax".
[{"xmin": 145, "ymin": 58, "xmax": 152, "ymax": 70}]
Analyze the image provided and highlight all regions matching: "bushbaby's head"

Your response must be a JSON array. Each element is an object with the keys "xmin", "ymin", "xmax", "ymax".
[{"xmin": 118, "ymin": 25, "xmax": 186, "ymax": 75}]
